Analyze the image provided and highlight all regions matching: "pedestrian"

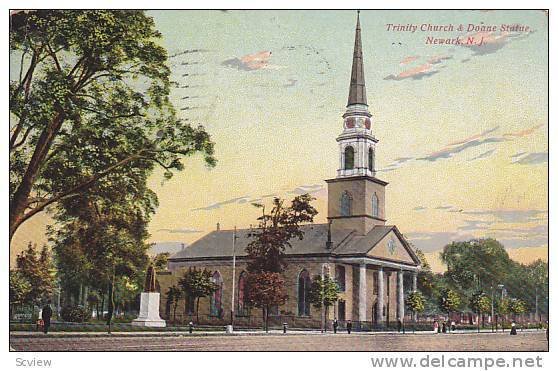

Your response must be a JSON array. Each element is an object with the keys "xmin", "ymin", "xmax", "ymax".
[
  {"xmin": 333, "ymin": 318, "xmax": 338, "ymax": 334},
  {"xmin": 41, "ymin": 301, "xmax": 53, "ymax": 335},
  {"xmin": 397, "ymin": 318, "xmax": 402, "ymax": 333},
  {"xmin": 510, "ymin": 321, "xmax": 517, "ymax": 335},
  {"xmin": 433, "ymin": 321, "xmax": 439, "ymax": 334},
  {"xmin": 442, "ymin": 321, "xmax": 447, "ymax": 333},
  {"xmin": 347, "ymin": 320, "xmax": 352, "ymax": 334}
]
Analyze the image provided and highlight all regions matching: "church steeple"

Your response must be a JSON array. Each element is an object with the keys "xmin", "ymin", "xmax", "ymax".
[
  {"xmin": 326, "ymin": 11, "xmax": 388, "ymax": 235},
  {"xmin": 347, "ymin": 11, "xmax": 367, "ymax": 107}
]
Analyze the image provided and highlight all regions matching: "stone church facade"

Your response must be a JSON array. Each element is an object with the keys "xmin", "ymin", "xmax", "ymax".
[{"xmin": 158, "ymin": 13, "xmax": 421, "ymax": 329}]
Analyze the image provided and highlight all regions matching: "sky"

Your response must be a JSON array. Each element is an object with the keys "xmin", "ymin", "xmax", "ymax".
[{"xmin": 11, "ymin": 10, "xmax": 548, "ymax": 272}]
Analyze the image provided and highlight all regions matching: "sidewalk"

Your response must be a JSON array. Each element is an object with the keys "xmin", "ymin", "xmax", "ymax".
[{"xmin": 10, "ymin": 328, "xmax": 544, "ymax": 338}]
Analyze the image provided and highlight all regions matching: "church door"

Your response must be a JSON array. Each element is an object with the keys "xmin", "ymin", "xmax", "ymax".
[{"xmin": 338, "ymin": 300, "xmax": 346, "ymax": 321}]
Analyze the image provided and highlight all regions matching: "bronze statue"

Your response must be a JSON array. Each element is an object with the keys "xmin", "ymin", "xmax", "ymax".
[{"xmin": 144, "ymin": 265, "xmax": 157, "ymax": 292}]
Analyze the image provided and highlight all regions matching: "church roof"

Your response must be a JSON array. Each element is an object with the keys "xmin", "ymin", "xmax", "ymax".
[
  {"xmin": 347, "ymin": 11, "xmax": 367, "ymax": 107},
  {"xmin": 169, "ymin": 223, "xmax": 420, "ymax": 266}
]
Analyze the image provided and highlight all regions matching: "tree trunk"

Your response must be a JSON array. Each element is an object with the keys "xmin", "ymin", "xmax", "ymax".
[
  {"xmin": 196, "ymin": 297, "xmax": 200, "ymax": 324},
  {"xmin": 106, "ymin": 274, "xmax": 115, "ymax": 333},
  {"xmin": 100, "ymin": 291, "xmax": 105, "ymax": 321},
  {"xmin": 9, "ymin": 111, "xmax": 66, "ymax": 241}
]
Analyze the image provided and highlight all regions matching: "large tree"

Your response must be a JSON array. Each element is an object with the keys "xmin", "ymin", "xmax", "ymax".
[
  {"xmin": 244, "ymin": 194, "xmax": 317, "ymax": 330},
  {"xmin": 9, "ymin": 10, "xmax": 215, "ymax": 241}
]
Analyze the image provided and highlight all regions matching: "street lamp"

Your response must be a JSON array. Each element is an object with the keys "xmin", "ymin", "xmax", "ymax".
[
  {"xmin": 230, "ymin": 226, "xmax": 238, "ymax": 332},
  {"xmin": 321, "ymin": 264, "xmax": 326, "ymax": 333},
  {"xmin": 497, "ymin": 284, "xmax": 505, "ymax": 332}
]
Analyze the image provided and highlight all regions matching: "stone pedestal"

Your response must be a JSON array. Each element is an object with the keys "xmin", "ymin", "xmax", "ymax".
[{"xmin": 132, "ymin": 292, "xmax": 166, "ymax": 327}]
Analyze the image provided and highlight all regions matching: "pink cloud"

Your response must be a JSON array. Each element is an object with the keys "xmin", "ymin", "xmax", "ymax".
[
  {"xmin": 447, "ymin": 126, "xmax": 499, "ymax": 146},
  {"xmin": 400, "ymin": 56, "xmax": 419, "ymax": 65},
  {"xmin": 428, "ymin": 55, "xmax": 452, "ymax": 64},
  {"xmin": 504, "ymin": 124, "xmax": 543, "ymax": 138},
  {"xmin": 222, "ymin": 51, "xmax": 284, "ymax": 71}
]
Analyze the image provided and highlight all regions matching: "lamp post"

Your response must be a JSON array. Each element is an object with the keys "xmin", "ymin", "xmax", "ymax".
[
  {"xmin": 321, "ymin": 264, "xmax": 325, "ymax": 333},
  {"xmin": 490, "ymin": 285, "xmax": 495, "ymax": 332},
  {"xmin": 497, "ymin": 284, "xmax": 505, "ymax": 332},
  {"xmin": 230, "ymin": 226, "xmax": 238, "ymax": 330}
]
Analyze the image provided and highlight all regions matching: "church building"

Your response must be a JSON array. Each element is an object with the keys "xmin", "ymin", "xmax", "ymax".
[{"xmin": 158, "ymin": 13, "xmax": 421, "ymax": 329}]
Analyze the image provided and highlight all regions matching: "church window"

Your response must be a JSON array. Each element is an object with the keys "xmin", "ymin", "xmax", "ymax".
[
  {"xmin": 340, "ymin": 191, "xmax": 353, "ymax": 216},
  {"xmin": 210, "ymin": 271, "xmax": 223, "ymax": 317},
  {"xmin": 368, "ymin": 147, "xmax": 375, "ymax": 172},
  {"xmin": 237, "ymin": 271, "xmax": 248, "ymax": 316},
  {"xmin": 344, "ymin": 146, "xmax": 355, "ymax": 170},
  {"xmin": 297, "ymin": 269, "xmax": 311, "ymax": 316},
  {"xmin": 372, "ymin": 193, "xmax": 379, "ymax": 218}
]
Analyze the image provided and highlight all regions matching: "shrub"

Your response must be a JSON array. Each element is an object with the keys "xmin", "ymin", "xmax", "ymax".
[{"xmin": 60, "ymin": 305, "xmax": 91, "ymax": 323}]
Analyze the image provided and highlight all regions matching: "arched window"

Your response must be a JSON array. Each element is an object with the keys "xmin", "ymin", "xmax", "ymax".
[
  {"xmin": 340, "ymin": 191, "xmax": 353, "ymax": 216},
  {"xmin": 297, "ymin": 270, "xmax": 311, "ymax": 316},
  {"xmin": 344, "ymin": 146, "xmax": 355, "ymax": 170},
  {"xmin": 372, "ymin": 193, "xmax": 379, "ymax": 218},
  {"xmin": 368, "ymin": 147, "xmax": 375, "ymax": 172},
  {"xmin": 210, "ymin": 271, "xmax": 223, "ymax": 317},
  {"xmin": 237, "ymin": 271, "xmax": 248, "ymax": 316}
]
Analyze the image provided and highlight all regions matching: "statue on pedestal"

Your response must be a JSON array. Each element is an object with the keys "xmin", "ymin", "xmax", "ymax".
[
  {"xmin": 145, "ymin": 265, "xmax": 156, "ymax": 292},
  {"xmin": 132, "ymin": 264, "xmax": 166, "ymax": 327}
]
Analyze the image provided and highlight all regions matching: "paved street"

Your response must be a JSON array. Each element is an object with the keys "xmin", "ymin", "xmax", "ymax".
[{"xmin": 10, "ymin": 331, "xmax": 547, "ymax": 351}]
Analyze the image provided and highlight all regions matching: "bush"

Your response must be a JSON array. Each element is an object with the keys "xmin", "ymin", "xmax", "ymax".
[{"xmin": 60, "ymin": 305, "xmax": 91, "ymax": 323}]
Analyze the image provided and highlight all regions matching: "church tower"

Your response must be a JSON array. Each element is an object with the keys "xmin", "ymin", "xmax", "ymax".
[{"xmin": 326, "ymin": 12, "xmax": 388, "ymax": 235}]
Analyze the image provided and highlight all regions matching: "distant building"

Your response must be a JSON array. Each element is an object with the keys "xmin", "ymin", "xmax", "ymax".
[{"xmin": 158, "ymin": 13, "xmax": 421, "ymax": 329}]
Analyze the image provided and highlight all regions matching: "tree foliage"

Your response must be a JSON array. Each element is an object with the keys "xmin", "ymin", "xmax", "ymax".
[
  {"xmin": 406, "ymin": 291, "xmax": 426, "ymax": 314},
  {"xmin": 9, "ymin": 10, "xmax": 215, "ymax": 240},
  {"xmin": 469, "ymin": 290, "xmax": 491, "ymax": 315},
  {"xmin": 508, "ymin": 298, "xmax": 527, "ymax": 317},
  {"xmin": 438, "ymin": 288, "xmax": 461, "ymax": 315},
  {"xmin": 307, "ymin": 274, "xmax": 340, "ymax": 309},
  {"xmin": 15, "ymin": 242, "xmax": 56, "ymax": 306},
  {"xmin": 441, "ymin": 239, "xmax": 512, "ymax": 294},
  {"xmin": 178, "ymin": 267, "xmax": 216, "ymax": 322},
  {"xmin": 246, "ymin": 272, "xmax": 288, "ymax": 332},
  {"xmin": 152, "ymin": 252, "xmax": 170, "ymax": 271},
  {"xmin": 165, "ymin": 285, "xmax": 182, "ymax": 323},
  {"xmin": 9, "ymin": 270, "xmax": 32, "ymax": 306},
  {"xmin": 246, "ymin": 194, "xmax": 317, "ymax": 273}
]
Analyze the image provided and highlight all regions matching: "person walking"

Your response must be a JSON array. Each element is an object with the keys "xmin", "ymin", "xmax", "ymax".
[
  {"xmin": 347, "ymin": 320, "xmax": 352, "ymax": 334},
  {"xmin": 510, "ymin": 321, "xmax": 517, "ymax": 335},
  {"xmin": 397, "ymin": 318, "xmax": 402, "ymax": 333},
  {"xmin": 333, "ymin": 318, "xmax": 339, "ymax": 334},
  {"xmin": 41, "ymin": 302, "xmax": 53, "ymax": 334},
  {"xmin": 433, "ymin": 321, "xmax": 439, "ymax": 334},
  {"xmin": 442, "ymin": 321, "xmax": 447, "ymax": 333}
]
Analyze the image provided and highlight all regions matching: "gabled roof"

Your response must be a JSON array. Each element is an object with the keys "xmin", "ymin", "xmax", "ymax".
[{"xmin": 169, "ymin": 223, "xmax": 420, "ymax": 266}]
